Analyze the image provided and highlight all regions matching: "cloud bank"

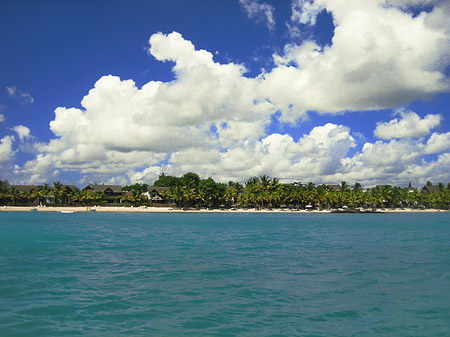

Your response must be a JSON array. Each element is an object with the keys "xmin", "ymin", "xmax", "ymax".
[
  {"xmin": 2, "ymin": 0, "xmax": 450, "ymax": 186},
  {"xmin": 268, "ymin": 0, "xmax": 450, "ymax": 122}
]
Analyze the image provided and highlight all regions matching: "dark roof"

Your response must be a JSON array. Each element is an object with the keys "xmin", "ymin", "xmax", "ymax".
[
  {"xmin": 148, "ymin": 186, "xmax": 170, "ymax": 194},
  {"xmin": 11, "ymin": 185, "xmax": 39, "ymax": 192},
  {"xmin": 83, "ymin": 184, "xmax": 123, "ymax": 193},
  {"xmin": 423, "ymin": 185, "xmax": 440, "ymax": 193},
  {"xmin": 62, "ymin": 185, "xmax": 77, "ymax": 191},
  {"xmin": 327, "ymin": 184, "xmax": 341, "ymax": 191}
]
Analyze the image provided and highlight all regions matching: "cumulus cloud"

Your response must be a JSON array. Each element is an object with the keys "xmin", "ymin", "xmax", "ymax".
[
  {"xmin": 30, "ymin": 32, "xmax": 273, "ymax": 175},
  {"xmin": 14, "ymin": 2, "xmax": 450, "ymax": 186},
  {"xmin": 374, "ymin": 109, "xmax": 441, "ymax": 139},
  {"xmin": 424, "ymin": 132, "xmax": 450, "ymax": 154},
  {"xmin": 0, "ymin": 114, "xmax": 4, "ymax": 122},
  {"xmin": 18, "ymin": 154, "xmax": 55, "ymax": 183},
  {"xmin": 355, "ymin": 139, "xmax": 422, "ymax": 174},
  {"xmin": 6, "ymin": 86, "xmax": 34, "ymax": 105},
  {"xmin": 153, "ymin": 123, "xmax": 356, "ymax": 183},
  {"xmin": 128, "ymin": 122, "xmax": 450, "ymax": 186},
  {"xmin": 338, "ymin": 139, "xmax": 450, "ymax": 186},
  {"xmin": 264, "ymin": 0, "xmax": 450, "ymax": 122},
  {"xmin": 0, "ymin": 136, "xmax": 15, "ymax": 165},
  {"xmin": 239, "ymin": 0, "xmax": 275, "ymax": 31},
  {"xmin": 12, "ymin": 32, "xmax": 275, "ymax": 183},
  {"xmin": 12, "ymin": 125, "xmax": 32, "ymax": 142}
]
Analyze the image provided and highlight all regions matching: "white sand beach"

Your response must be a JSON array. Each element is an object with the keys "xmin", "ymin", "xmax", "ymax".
[{"xmin": 1, "ymin": 205, "xmax": 447, "ymax": 213}]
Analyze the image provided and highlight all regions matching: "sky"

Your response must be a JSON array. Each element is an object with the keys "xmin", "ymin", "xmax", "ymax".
[{"xmin": 1, "ymin": 0, "xmax": 449, "ymax": 188}]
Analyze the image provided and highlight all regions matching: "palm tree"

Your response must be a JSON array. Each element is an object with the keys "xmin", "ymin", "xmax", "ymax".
[
  {"xmin": 225, "ymin": 182, "xmax": 243, "ymax": 206},
  {"xmin": 269, "ymin": 187, "xmax": 284, "ymax": 208},
  {"xmin": 316, "ymin": 185, "xmax": 329, "ymax": 209},
  {"xmin": 69, "ymin": 188, "xmax": 82, "ymax": 205},
  {"xmin": 352, "ymin": 183, "xmax": 363, "ymax": 192},
  {"xmin": 7, "ymin": 186, "xmax": 20, "ymax": 205},
  {"xmin": 260, "ymin": 175, "xmax": 271, "ymax": 190},
  {"xmin": 183, "ymin": 186, "xmax": 198, "ymax": 208},
  {"xmin": 237, "ymin": 191, "xmax": 250, "ymax": 207},
  {"xmin": 123, "ymin": 189, "xmax": 145, "ymax": 205},
  {"xmin": 53, "ymin": 181, "xmax": 69, "ymax": 205},
  {"xmin": 246, "ymin": 176, "xmax": 260, "ymax": 187},
  {"xmin": 340, "ymin": 181, "xmax": 350, "ymax": 192},
  {"xmin": 170, "ymin": 185, "xmax": 185, "ymax": 209},
  {"xmin": 306, "ymin": 182, "xmax": 316, "ymax": 191},
  {"xmin": 34, "ymin": 184, "xmax": 52, "ymax": 205}
]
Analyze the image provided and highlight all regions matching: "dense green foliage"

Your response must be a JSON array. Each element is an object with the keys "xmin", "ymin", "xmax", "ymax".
[
  {"xmin": 158, "ymin": 176, "xmax": 450, "ymax": 210},
  {"xmin": 153, "ymin": 173, "xmax": 180, "ymax": 187},
  {"xmin": 1, "ymin": 176, "xmax": 449, "ymax": 209},
  {"xmin": 122, "ymin": 183, "xmax": 148, "ymax": 193},
  {"xmin": 0, "ymin": 180, "xmax": 9, "ymax": 194},
  {"xmin": 0, "ymin": 182, "xmax": 105, "ymax": 206}
]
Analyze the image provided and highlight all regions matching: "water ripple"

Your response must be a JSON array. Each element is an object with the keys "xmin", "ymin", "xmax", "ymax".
[{"xmin": 0, "ymin": 212, "xmax": 449, "ymax": 336}]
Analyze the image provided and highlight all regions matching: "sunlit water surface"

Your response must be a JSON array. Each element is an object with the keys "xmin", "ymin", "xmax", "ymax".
[{"xmin": 0, "ymin": 212, "xmax": 449, "ymax": 336}]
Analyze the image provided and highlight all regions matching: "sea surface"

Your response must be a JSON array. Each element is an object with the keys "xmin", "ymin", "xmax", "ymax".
[{"xmin": 0, "ymin": 212, "xmax": 449, "ymax": 336}]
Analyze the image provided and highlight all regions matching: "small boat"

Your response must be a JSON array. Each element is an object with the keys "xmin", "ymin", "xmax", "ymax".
[
  {"xmin": 30, "ymin": 208, "xmax": 38, "ymax": 212},
  {"xmin": 57, "ymin": 210, "xmax": 76, "ymax": 214},
  {"xmin": 331, "ymin": 208, "xmax": 384, "ymax": 214}
]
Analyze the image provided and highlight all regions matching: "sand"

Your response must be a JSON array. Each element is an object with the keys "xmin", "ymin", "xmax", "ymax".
[{"xmin": 0, "ymin": 205, "xmax": 447, "ymax": 213}]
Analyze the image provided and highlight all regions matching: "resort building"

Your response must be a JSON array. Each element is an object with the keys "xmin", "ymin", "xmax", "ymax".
[
  {"xmin": 144, "ymin": 186, "xmax": 170, "ymax": 205},
  {"xmin": 422, "ymin": 185, "xmax": 441, "ymax": 193},
  {"xmin": 83, "ymin": 184, "xmax": 124, "ymax": 204},
  {"xmin": 327, "ymin": 184, "xmax": 341, "ymax": 191}
]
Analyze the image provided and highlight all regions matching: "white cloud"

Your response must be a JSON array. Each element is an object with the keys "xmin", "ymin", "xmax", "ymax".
[
  {"xmin": 12, "ymin": 125, "xmax": 32, "ymax": 142},
  {"xmin": 424, "ymin": 132, "xmax": 450, "ymax": 154},
  {"xmin": 0, "ymin": 136, "xmax": 15, "ymax": 165},
  {"xmin": 32, "ymin": 32, "xmax": 272, "ymax": 170},
  {"xmin": 356, "ymin": 139, "xmax": 423, "ymax": 173},
  {"xmin": 13, "ymin": 11, "xmax": 450, "ymax": 186},
  {"xmin": 315, "ymin": 137, "xmax": 446, "ymax": 186},
  {"xmin": 264, "ymin": 0, "xmax": 450, "ymax": 122},
  {"xmin": 386, "ymin": 0, "xmax": 436, "ymax": 11},
  {"xmin": 6, "ymin": 86, "xmax": 34, "ymax": 105},
  {"xmin": 16, "ymin": 32, "xmax": 275, "ymax": 182},
  {"xmin": 239, "ymin": 0, "xmax": 275, "ymax": 31},
  {"xmin": 0, "ymin": 114, "xmax": 4, "ymax": 122},
  {"xmin": 167, "ymin": 123, "xmax": 356, "ymax": 183},
  {"xmin": 19, "ymin": 154, "xmax": 59, "ymax": 184},
  {"xmin": 128, "ymin": 166, "xmax": 163, "ymax": 184},
  {"xmin": 291, "ymin": 0, "xmax": 326, "ymax": 25},
  {"xmin": 415, "ymin": 152, "xmax": 450, "ymax": 183},
  {"xmin": 156, "ymin": 122, "xmax": 450, "ymax": 186},
  {"xmin": 374, "ymin": 109, "xmax": 441, "ymax": 139}
]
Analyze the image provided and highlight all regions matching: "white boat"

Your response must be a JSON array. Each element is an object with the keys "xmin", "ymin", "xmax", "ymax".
[{"xmin": 57, "ymin": 210, "xmax": 76, "ymax": 214}]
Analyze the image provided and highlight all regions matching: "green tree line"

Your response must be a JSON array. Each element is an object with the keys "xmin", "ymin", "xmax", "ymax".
[
  {"xmin": 0, "ymin": 181, "xmax": 105, "ymax": 206},
  {"xmin": 152, "ymin": 174, "xmax": 450, "ymax": 210},
  {"xmin": 1, "ymin": 176, "xmax": 449, "ymax": 209}
]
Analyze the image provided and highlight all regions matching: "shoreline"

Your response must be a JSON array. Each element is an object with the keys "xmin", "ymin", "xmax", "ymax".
[{"xmin": 1, "ymin": 206, "xmax": 448, "ymax": 213}]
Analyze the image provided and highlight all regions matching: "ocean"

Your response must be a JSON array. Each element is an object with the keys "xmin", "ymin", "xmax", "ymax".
[{"xmin": 0, "ymin": 212, "xmax": 449, "ymax": 336}]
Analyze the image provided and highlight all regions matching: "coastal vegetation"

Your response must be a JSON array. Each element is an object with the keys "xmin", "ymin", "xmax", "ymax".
[{"xmin": 1, "ymin": 175, "xmax": 449, "ymax": 210}]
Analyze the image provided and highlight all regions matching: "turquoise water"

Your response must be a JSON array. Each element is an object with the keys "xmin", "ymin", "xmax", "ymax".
[{"xmin": 0, "ymin": 212, "xmax": 449, "ymax": 336}]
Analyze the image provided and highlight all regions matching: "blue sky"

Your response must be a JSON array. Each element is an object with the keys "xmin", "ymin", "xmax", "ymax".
[{"xmin": 1, "ymin": 0, "xmax": 449, "ymax": 187}]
